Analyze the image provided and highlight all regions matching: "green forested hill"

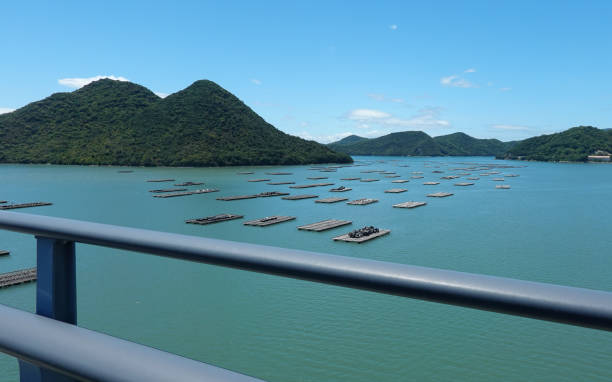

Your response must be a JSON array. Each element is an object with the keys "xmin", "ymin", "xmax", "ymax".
[
  {"xmin": 0, "ymin": 79, "xmax": 351, "ymax": 166},
  {"xmin": 503, "ymin": 126, "xmax": 612, "ymax": 161},
  {"xmin": 328, "ymin": 131, "xmax": 512, "ymax": 156}
]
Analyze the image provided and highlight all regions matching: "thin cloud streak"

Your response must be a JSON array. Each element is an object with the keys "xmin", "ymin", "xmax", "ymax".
[
  {"xmin": 0, "ymin": 107, "xmax": 15, "ymax": 114},
  {"xmin": 58, "ymin": 75, "xmax": 129, "ymax": 88}
]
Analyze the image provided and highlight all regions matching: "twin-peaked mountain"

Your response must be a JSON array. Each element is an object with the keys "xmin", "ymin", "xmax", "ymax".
[
  {"xmin": 328, "ymin": 131, "xmax": 515, "ymax": 157},
  {"xmin": 0, "ymin": 79, "xmax": 352, "ymax": 166}
]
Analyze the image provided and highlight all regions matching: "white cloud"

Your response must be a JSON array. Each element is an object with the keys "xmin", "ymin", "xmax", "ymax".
[
  {"xmin": 492, "ymin": 124, "xmax": 528, "ymax": 130},
  {"xmin": 0, "ymin": 107, "xmax": 15, "ymax": 114},
  {"xmin": 155, "ymin": 92, "xmax": 169, "ymax": 98},
  {"xmin": 500, "ymin": 87, "xmax": 512, "ymax": 92},
  {"xmin": 389, "ymin": 24, "xmax": 398, "ymax": 30},
  {"xmin": 368, "ymin": 93, "xmax": 409, "ymax": 106},
  {"xmin": 464, "ymin": 68, "xmax": 476, "ymax": 73},
  {"xmin": 251, "ymin": 79, "xmax": 262, "ymax": 85},
  {"xmin": 296, "ymin": 131, "xmax": 355, "ymax": 144},
  {"xmin": 357, "ymin": 123, "xmax": 370, "ymax": 129},
  {"xmin": 440, "ymin": 75, "xmax": 477, "ymax": 88},
  {"xmin": 58, "ymin": 75, "xmax": 129, "ymax": 89},
  {"xmin": 347, "ymin": 109, "xmax": 391, "ymax": 120},
  {"xmin": 368, "ymin": 93, "xmax": 385, "ymax": 101}
]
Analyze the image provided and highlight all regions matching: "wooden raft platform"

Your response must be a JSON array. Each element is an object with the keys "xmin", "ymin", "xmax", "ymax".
[
  {"xmin": 149, "ymin": 188, "xmax": 187, "ymax": 193},
  {"xmin": 393, "ymin": 201, "xmax": 427, "ymax": 209},
  {"xmin": 256, "ymin": 191, "xmax": 290, "ymax": 197},
  {"xmin": 385, "ymin": 175, "xmax": 401, "ymax": 178},
  {"xmin": 146, "ymin": 179, "xmax": 175, "ymax": 182},
  {"xmin": 347, "ymin": 198, "xmax": 378, "ymax": 205},
  {"xmin": 298, "ymin": 219, "xmax": 352, "ymax": 232},
  {"xmin": 290, "ymin": 183, "xmax": 334, "ymax": 189},
  {"xmin": 427, "ymin": 192, "xmax": 453, "ymax": 198},
  {"xmin": 153, "ymin": 189, "xmax": 219, "ymax": 198},
  {"xmin": 244, "ymin": 216, "xmax": 296, "ymax": 227},
  {"xmin": 186, "ymin": 214, "xmax": 243, "ymax": 225},
  {"xmin": 0, "ymin": 202, "xmax": 52, "ymax": 210},
  {"xmin": 454, "ymin": 182, "xmax": 474, "ymax": 186},
  {"xmin": 0, "ymin": 268, "xmax": 37, "ymax": 288},
  {"xmin": 392, "ymin": 179, "xmax": 409, "ymax": 183},
  {"xmin": 385, "ymin": 188, "xmax": 407, "ymax": 193},
  {"xmin": 316, "ymin": 197, "xmax": 348, "ymax": 203},
  {"xmin": 247, "ymin": 179, "xmax": 270, "ymax": 182},
  {"xmin": 282, "ymin": 194, "xmax": 318, "ymax": 200},
  {"xmin": 267, "ymin": 181, "xmax": 295, "ymax": 185},
  {"xmin": 333, "ymin": 229, "xmax": 390, "ymax": 243},
  {"xmin": 217, "ymin": 195, "xmax": 257, "ymax": 201}
]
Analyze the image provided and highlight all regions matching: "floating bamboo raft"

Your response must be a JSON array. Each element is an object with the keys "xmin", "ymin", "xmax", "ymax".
[
  {"xmin": 265, "ymin": 172, "xmax": 292, "ymax": 175},
  {"xmin": 341, "ymin": 177, "xmax": 361, "ymax": 181},
  {"xmin": 255, "ymin": 191, "xmax": 290, "ymax": 197},
  {"xmin": 333, "ymin": 229, "xmax": 390, "ymax": 243},
  {"xmin": 385, "ymin": 189, "xmax": 407, "ymax": 193},
  {"xmin": 298, "ymin": 219, "xmax": 352, "ymax": 232},
  {"xmin": 247, "ymin": 179, "xmax": 271, "ymax": 182},
  {"xmin": 307, "ymin": 176, "xmax": 328, "ymax": 180},
  {"xmin": 290, "ymin": 183, "xmax": 334, "ymax": 189},
  {"xmin": 186, "ymin": 214, "xmax": 243, "ymax": 225},
  {"xmin": 347, "ymin": 198, "xmax": 378, "ymax": 205},
  {"xmin": 360, "ymin": 179, "xmax": 379, "ymax": 182},
  {"xmin": 267, "ymin": 181, "xmax": 295, "ymax": 185},
  {"xmin": 316, "ymin": 197, "xmax": 348, "ymax": 203},
  {"xmin": 149, "ymin": 188, "xmax": 188, "ymax": 193},
  {"xmin": 146, "ymin": 179, "xmax": 175, "ymax": 183},
  {"xmin": 392, "ymin": 180, "xmax": 409, "ymax": 183},
  {"xmin": 0, "ymin": 202, "xmax": 52, "ymax": 210},
  {"xmin": 393, "ymin": 201, "xmax": 427, "ymax": 209},
  {"xmin": 423, "ymin": 182, "xmax": 439, "ymax": 185},
  {"xmin": 0, "ymin": 268, "xmax": 37, "ymax": 288},
  {"xmin": 454, "ymin": 182, "xmax": 474, "ymax": 186},
  {"xmin": 330, "ymin": 187, "xmax": 352, "ymax": 192},
  {"xmin": 427, "ymin": 192, "xmax": 453, "ymax": 198},
  {"xmin": 282, "ymin": 194, "xmax": 318, "ymax": 200},
  {"xmin": 217, "ymin": 195, "xmax": 258, "ymax": 201},
  {"xmin": 244, "ymin": 216, "xmax": 296, "ymax": 227},
  {"xmin": 153, "ymin": 189, "xmax": 219, "ymax": 198},
  {"xmin": 496, "ymin": 185, "xmax": 511, "ymax": 189}
]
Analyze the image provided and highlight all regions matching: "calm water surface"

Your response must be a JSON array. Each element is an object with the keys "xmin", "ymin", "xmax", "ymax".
[{"xmin": 0, "ymin": 157, "xmax": 611, "ymax": 381}]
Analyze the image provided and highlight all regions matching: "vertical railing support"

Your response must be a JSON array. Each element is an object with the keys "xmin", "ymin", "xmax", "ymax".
[{"xmin": 19, "ymin": 237, "xmax": 77, "ymax": 382}]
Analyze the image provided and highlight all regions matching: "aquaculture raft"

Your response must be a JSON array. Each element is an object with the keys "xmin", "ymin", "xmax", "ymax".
[
  {"xmin": 298, "ymin": 219, "xmax": 352, "ymax": 232},
  {"xmin": 146, "ymin": 179, "xmax": 175, "ymax": 183},
  {"xmin": 255, "ymin": 191, "xmax": 290, "ymax": 197},
  {"xmin": 153, "ymin": 189, "xmax": 219, "ymax": 198},
  {"xmin": 492, "ymin": 178, "xmax": 505, "ymax": 181},
  {"xmin": 0, "ymin": 202, "xmax": 52, "ymax": 210},
  {"xmin": 282, "ymin": 194, "xmax": 318, "ymax": 200},
  {"xmin": 411, "ymin": 176, "xmax": 424, "ymax": 179},
  {"xmin": 347, "ymin": 198, "xmax": 378, "ymax": 205},
  {"xmin": 0, "ymin": 268, "xmax": 37, "ymax": 288},
  {"xmin": 217, "ymin": 195, "xmax": 258, "ymax": 201},
  {"xmin": 360, "ymin": 179, "xmax": 379, "ymax": 182},
  {"xmin": 496, "ymin": 185, "xmax": 511, "ymax": 189},
  {"xmin": 237, "ymin": 172, "xmax": 254, "ymax": 175},
  {"xmin": 186, "ymin": 214, "xmax": 243, "ymax": 225},
  {"xmin": 384, "ymin": 175, "xmax": 401, "ymax": 178},
  {"xmin": 175, "ymin": 182, "xmax": 204, "ymax": 186},
  {"xmin": 316, "ymin": 197, "xmax": 348, "ymax": 203},
  {"xmin": 267, "ymin": 181, "xmax": 295, "ymax": 185},
  {"xmin": 427, "ymin": 192, "xmax": 453, "ymax": 198},
  {"xmin": 0, "ymin": 250, "xmax": 9, "ymax": 256},
  {"xmin": 341, "ymin": 177, "xmax": 361, "ymax": 181},
  {"xmin": 392, "ymin": 179, "xmax": 409, "ymax": 183},
  {"xmin": 454, "ymin": 182, "xmax": 474, "ymax": 186},
  {"xmin": 467, "ymin": 177, "xmax": 480, "ymax": 180},
  {"xmin": 307, "ymin": 176, "xmax": 328, "ymax": 180},
  {"xmin": 333, "ymin": 229, "xmax": 390, "ymax": 243},
  {"xmin": 423, "ymin": 182, "xmax": 439, "ymax": 185},
  {"xmin": 393, "ymin": 201, "xmax": 427, "ymax": 209},
  {"xmin": 149, "ymin": 188, "xmax": 188, "ymax": 193},
  {"xmin": 247, "ymin": 179, "xmax": 271, "ymax": 182},
  {"xmin": 265, "ymin": 172, "xmax": 292, "ymax": 175},
  {"xmin": 244, "ymin": 216, "xmax": 296, "ymax": 227},
  {"xmin": 385, "ymin": 189, "xmax": 407, "ymax": 193},
  {"xmin": 330, "ymin": 187, "xmax": 351, "ymax": 192},
  {"xmin": 290, "ymin": 183, "xmax": 334, "ymax": 189}
]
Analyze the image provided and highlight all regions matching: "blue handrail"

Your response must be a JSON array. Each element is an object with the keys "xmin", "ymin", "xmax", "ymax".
[{"xmin": 0, "ymin": 210, "xmax": 611, "ymax": 381}]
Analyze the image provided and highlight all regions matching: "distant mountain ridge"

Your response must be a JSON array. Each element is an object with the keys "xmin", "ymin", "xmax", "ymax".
[
  {"xmin": 328, "ymin": 131, "xmax": 513, "ymax": 157},
  {"xmin": 0, "ymin": 79, "xmax": 352, "ymax": 166}
]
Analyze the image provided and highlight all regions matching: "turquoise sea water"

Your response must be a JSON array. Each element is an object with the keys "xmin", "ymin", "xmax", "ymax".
[{"xmin": 0, "ymin": 157, "xmax": 611, "ymax": 381}]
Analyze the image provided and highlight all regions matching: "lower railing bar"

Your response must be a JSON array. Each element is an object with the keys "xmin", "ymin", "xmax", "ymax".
[
  {"xmin": 0, "ymin": 304, "xmax": 264, "ymax": 382},
  {"xmin": 0, "ymin": 211, "xmax": 611, "ymax": 331}
]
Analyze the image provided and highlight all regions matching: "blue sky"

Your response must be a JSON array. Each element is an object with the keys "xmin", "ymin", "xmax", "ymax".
[{"xmin": 1, "ymin": 1, "xmax": 611, "ymax": 142}]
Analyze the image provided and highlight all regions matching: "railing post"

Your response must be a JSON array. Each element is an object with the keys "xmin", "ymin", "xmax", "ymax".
[{"xmin": 18, "ymin": 237, "xmax": 77, "ymax": 382}]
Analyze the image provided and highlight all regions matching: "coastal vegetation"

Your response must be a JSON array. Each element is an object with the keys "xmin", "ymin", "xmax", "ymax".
[{"xmin": 0, "ymin": 79, "xmax": 352, "ymax": 166}]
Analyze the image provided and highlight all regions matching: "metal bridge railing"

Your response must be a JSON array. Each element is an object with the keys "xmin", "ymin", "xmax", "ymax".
[{"xmin": 0, "ymin": 210, "xmax": 610, "ymax": 381}]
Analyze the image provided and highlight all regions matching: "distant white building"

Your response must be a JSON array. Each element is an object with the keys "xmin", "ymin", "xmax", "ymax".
[{"xmin": 588, "ymin": 150, "xmax": 611, "ymax": 162}]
